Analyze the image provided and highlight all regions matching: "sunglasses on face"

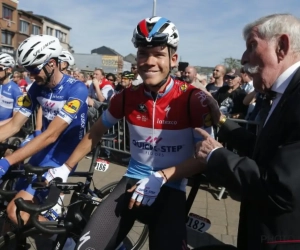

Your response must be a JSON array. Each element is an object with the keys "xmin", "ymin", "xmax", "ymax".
[
  {"xmin": 0, "ymin": 67, "xmax": 8, "ymax": 72},
  {"xmin": 24, "ymin": 60, "xmax": 50, "ymax": 74}
]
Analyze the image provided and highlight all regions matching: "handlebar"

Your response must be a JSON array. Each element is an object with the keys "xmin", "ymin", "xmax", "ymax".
[{"xmin": 14, "ymin": 178, "xmax": 67, "ymax": 234}]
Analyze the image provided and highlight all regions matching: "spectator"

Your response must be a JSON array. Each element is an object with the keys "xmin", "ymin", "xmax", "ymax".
[
  {"xmin": 87, "ymin": 69, "xmax": 114, "ymax": 127},
  {"xmin": 214, "ymin": 70, "xmax": 248, "ymax": 119},
  {"xmin": 175, "ymin": 70, "xmax": 182, "ymax": 78},
  {"xmin": 208, "ymin": 74, "xmax": 215, "ymax": 84},
  {"xmin": 197, "ymin": 74, "xmax": 207, "ymax": 87},
  {"xmin": 240, "ymin": 66, "xmax": 254, "ymax": 94},
  {"xmin": 13, "ymin": 71, "xmax": 27, "ymax": 94},
  {"xmin": 206, "ymin": 64, "xmax": 226, "ymax": 96},
  {"xmin": 22, "ymin": 71, "xmax": 31, "ymax": 84},
  {"xmin": 131, "ymin": 63, "xmax": 143, "ymax": 86}
]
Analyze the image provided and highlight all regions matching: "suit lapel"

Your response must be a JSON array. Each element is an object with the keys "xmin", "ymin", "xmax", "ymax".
[{"xmin": 253, "ymin": 67, "xmax": 300, "ymax": 160}]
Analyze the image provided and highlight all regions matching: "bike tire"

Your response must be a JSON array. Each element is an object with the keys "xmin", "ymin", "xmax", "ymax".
[{"xmin": 99, "ymin": 181, "xmax": 149, "ymax": 250}]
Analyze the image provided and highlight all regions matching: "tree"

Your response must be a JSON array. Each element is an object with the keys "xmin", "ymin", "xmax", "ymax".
[{"xmin": 223, "ymin": 57, "xmax": 241, "ymax": 72}]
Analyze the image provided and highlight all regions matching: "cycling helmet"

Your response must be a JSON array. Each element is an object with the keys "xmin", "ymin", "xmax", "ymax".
[
  {"xmin": 17, "ymin": 35, "xmax": 62, "ymax": 67},
  {"xmin": 59, "ymin": 50, "xmax": 75, "ymax": 66},
  {"xmin": 132, "ymin": 17, "xmax": 179, "ymax": 48},
  {"xmin": 0, "ymin": 53, "xmax": 15, "ymax": 68},
  {"xmin": 121, "ymin": 71, "xmax": 134, "ymax": 79}
]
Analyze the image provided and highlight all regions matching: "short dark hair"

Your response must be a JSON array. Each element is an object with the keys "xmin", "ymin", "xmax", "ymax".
[{"xmin": 106, "ymin": 73, "xmax": 116, "ymax": 82}]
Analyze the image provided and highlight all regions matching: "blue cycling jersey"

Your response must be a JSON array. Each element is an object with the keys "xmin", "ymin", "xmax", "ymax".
[
  {"xmin": 0, "ymin": 81, "xmax": 23, "ymax": 121},
  {"xmin": 18, "ymin": 74, "xmax": 88, "ymax": 167}
]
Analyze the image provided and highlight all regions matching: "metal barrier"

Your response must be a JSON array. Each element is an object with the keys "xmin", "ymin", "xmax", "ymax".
[{"xmin": 101, "ymin": 117, "xmax": 261, "ymax": 155}]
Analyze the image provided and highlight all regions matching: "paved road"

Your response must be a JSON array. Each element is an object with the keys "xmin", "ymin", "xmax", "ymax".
[{"xmin": 24, "ymin": 157, "xmax": 240, "ymax": 249}]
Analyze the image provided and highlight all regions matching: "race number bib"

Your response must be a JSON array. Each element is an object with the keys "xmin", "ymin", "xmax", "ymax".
[
  {"xmin": 186, "ymin": 213, "xmax": 211, "ymax": 233},
  {"xmin": 94, "ymin": 159, "xmax": 109, "ymax": 172}
]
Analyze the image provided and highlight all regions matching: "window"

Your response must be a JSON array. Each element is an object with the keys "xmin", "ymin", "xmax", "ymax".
[
  {"xmin": 46, "ymin": 26, "xmax": 53, "ymax": 35},
  {"xmin": 2, "ymin": 6, "xmax": 13, "ymax": 20},
  {"xmin": 55, "ymin": 29, "xmax": 67, "ymax": 43},
  {"xmin": 1, "ymin": 31, "xmax": 13, "ymax": 45},
  {"xmin": 19, "ymin": 20, "xmax": 29, "ymax": 34},
  {"xmin": 32, "ymin": 25, "xmax": 40, "ymax": 35}
]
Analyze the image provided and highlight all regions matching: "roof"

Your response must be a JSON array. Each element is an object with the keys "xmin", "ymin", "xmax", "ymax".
[
  {"xmin": 18, "ymin": 10, "xmax": 43, "ymax": 22},
  {"xmin": 123, "ymin": 53, "xmax": 136, "ymax": 64},
  {"xmin": 91, "ymin": 46, "xmax": 122, "ymax": 57},
  {"xmin": 35, "ymin": 14, "xmax": 71, "ymax": 30}
]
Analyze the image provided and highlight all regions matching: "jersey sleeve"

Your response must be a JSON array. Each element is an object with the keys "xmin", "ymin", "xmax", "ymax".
[
  {"xmin": 58, "ymin": 81, "xmax": 88, "ymax": 124},
  {"xmin": 101, "ymin": 89, "xmax": 124, "ymax": 128},
  {"xmin": 189, "ymin": 89, "xmax": 214, "ymax": 143},
  {"xmin": 18, "ymin": 83, "xmax": 40, "ymax": 117},
  {"xmin": 12, "ymin": 85, "xmax": 23, "ymax": 112}
]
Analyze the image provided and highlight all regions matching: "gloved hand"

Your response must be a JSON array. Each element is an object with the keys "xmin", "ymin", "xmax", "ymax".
[
  {"xmin": 128, "ymin": 171, "xmax": 166, "ymax": 208},
  {"xmin": 45, "ymin": 164, "xmax": 70, "ymax": 183},
  {"xmin": 0, "ymin": 158, "xmax": 10, "ymax": 178}
]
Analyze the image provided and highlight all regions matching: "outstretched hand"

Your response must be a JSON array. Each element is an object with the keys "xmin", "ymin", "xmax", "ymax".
[{"xmin": 194, "ymin": 128, "xmax": 223, "ymax": 163}]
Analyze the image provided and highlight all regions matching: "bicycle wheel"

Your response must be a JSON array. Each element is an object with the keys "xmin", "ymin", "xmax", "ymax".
[{"xmin": 99, "ymin": 181, "xmax": 149, "ymax": 250}]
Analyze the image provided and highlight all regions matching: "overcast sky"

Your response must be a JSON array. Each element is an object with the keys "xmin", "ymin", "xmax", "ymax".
[{"xmin": 19, "ymin": 0, "xmax": 300, "ymax": 67}]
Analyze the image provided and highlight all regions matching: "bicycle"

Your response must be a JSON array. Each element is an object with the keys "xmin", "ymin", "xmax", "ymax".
[{"xmin": 0, "ymin": 137, "xmax": 149, "ymax": 250}]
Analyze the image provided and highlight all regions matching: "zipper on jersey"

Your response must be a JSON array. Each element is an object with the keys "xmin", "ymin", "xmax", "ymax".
[{"xmin": 152, "ymin": 95, "xmax": 158, "ymax": 170}]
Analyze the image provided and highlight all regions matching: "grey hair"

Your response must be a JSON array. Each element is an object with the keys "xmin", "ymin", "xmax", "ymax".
[{"xmin": 243, "ymin": 14, "xmax": 300, "ymax": 53}]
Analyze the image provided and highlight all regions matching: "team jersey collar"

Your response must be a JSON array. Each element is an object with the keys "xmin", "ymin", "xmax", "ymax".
[{"xmin": 143, "ymin": 77, "xmax": 174, "ymax": 99}]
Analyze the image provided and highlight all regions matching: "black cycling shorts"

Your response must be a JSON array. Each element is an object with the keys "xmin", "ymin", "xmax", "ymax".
[{"xmin": 75, "ymin": 176, "xmax": 188, "ymax": 250}]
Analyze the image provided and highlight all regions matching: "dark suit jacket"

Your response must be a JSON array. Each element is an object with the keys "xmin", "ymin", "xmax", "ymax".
[{"xmin": 206, "ymin": 66, "xmax": 300, "ymax": 250}]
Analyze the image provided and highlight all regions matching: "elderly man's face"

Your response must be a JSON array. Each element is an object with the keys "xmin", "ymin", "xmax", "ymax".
[{"xmin": 241, "ymin": 27, "xmax": 279, "ymax": 92}]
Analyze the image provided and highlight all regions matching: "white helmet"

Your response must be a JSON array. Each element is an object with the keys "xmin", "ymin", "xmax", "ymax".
[
  {"xmin": 17, "ymin": 35, "xmax": 63, "ymax": 67},
  {"xmin": 59, "ymin": 50, "xmax": 75, "ymax": 66},
  {"xmin": 0, "ymin": 53, "xmax": 15, "ymax": 68},
  {"xmin": 132, "ymin": 16, "xmax": 179, "ymax": 48}
]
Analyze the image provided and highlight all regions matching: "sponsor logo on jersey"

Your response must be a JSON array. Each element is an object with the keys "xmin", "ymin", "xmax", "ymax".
[
  {"xmin": 164, "ymin": 105, "xmax": 171, "ymax": 118},
  {"xmin": 132, "ymin": 136, "xmax": 183, "ymax": 155},
  {"xmin": 203, "ymin": 113, "xmax": 212, "ymax": 127},
  {"xmin": 17, "ymin": 95, "xmax": 24, "ymax": 106},
  {"xmin": 180, "ymin": 83, "xmax": 188, "ymax": 92},
  {"xmin": 137, "ymin": 103, "xmax": 147, "ymax": 113},
  {"xmin": 21, "ymin": 95, "xmax": 32, "ymax": 108},
  {"xmin": 63, "ymin": 99, "xmax": 81, "ymax": 114},
  {"xmin": 195, "ymin": 91, "xmax": 208, "ymax": 107},
  {"xmin": 156, "ymin": 118, "xmax": 177, "ymax": 125}
]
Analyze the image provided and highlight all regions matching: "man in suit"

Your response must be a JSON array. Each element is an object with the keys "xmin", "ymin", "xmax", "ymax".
[{"xmin": 128, "ymin": 13, "xmax": 300, "ymax": 250}]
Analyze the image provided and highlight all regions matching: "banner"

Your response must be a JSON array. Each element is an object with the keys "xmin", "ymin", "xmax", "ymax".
[{"xmin": 102, "ymin": 55, "xmax": 118, "ymax": 67}]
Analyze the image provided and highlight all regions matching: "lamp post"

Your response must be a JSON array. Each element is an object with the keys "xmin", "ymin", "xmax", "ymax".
[{"xmin": 152, "ymin": 0, "xmax": 156, "ymax": 16}]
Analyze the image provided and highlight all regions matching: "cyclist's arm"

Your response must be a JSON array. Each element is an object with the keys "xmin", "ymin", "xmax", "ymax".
[
  {"xmin": 65, "ymin": 89, "xmax": 125, "ymax": 169},
  {"xmin": 0, "ymin": 112, "xmax": 28, "ymax": 141},
  {"xmin": 5, "ymin": 115, "xmax": 69, "ymax": 165},
  {"xmin": 65, "ymin": 117, "xmax": 109, "ymax": 169}
]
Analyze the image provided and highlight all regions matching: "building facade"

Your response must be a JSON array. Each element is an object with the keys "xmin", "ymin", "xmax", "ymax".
[
  {"xmin": 36, "ymin": 14, "xmax": 72, "ymax": 51},
  {"xmin": 17, "ymin": 10, "xmax": 43, "ymax": 48},
  {"xmin": 0, "ymin": 0, "xmax": 19, "ymax": 57}
]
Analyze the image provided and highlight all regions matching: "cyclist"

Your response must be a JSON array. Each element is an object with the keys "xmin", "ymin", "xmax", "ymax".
[
  {"xmin": 58, "ymin": 49, "xmax": 75, "ymax": 75},
  {"xmin": 53, "ymin": 16, "xmax": 215, "ymax": 250},
  {"xmin": 26, "ymin": 48, "xmax": 75, "ymax": 145},
  {"xmin": 0, "ymin": 53, "xmax": 23, "ymax": 126},
  {"xmin": 0, "ymin": 35, "xmax": 88, "ymax": 235}
]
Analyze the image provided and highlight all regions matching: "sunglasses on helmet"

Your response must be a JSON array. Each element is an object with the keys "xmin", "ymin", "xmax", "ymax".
[
  {"xmin": 135, "ymin": 33, "xmax": 169, "ymax": 48},
  {"xmin": 0, "ymin": 67, "xmax": 8, "ymax": 72}
]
